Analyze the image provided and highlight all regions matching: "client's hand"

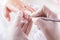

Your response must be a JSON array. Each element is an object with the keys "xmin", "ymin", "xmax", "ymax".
[
  {"xmin": 5, "ymin": 0, "xmax": 35, "ymax": 21},
  {"xmin": 7, "ymin": 11, "xmax": 32, "ymax": 40},
  {"xmin": 32, "ymin": 6, "xmax": 59, "ymax": 40}
]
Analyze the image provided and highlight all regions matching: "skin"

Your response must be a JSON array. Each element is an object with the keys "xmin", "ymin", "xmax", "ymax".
[
  {"xmin": 5, "ymin": 0, "xmax": 35, "ymax": 21},
  {"xmin": 5, "ymin": 0, "xmax": 60, "ymax": 40},
  {"xmin": 6, "ymin": 11, "xmax": 28, "ymax": 40},
  {"xmin": 6, "ymin": 9, "xmax": 33, "ymax": 40},
  {"xmin": 5, "ymin": 0, "xmax": 35, "ymax": 40},
  {"xmin": 33, "ymin": 6, "xmax": 60, "ymax": 40}
]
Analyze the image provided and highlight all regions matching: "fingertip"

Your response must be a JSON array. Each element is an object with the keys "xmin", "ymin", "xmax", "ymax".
[
  {"xmin": 23, "ymin": 13, "xmax": 28, "ymax": 19},
  {"xmin": 5, "ymin": 7, "xmax": 11, "ymax": 21}
]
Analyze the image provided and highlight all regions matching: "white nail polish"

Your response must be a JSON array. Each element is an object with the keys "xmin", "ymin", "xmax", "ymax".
[
  {"xmin": 20, "ymin": 20, "xmax": 28, "ymax": 24},
  {"xmin": 24, "ymin": 10, "xmax": 32, "ymax": 16}
]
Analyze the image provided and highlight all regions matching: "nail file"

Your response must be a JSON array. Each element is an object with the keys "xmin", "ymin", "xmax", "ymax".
[{"xmin": 34, "ymin": 17, "xmax": 60, "ymax": 22}]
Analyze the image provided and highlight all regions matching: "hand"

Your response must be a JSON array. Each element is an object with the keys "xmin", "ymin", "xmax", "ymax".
[
  {"xmin": 32, "ymin": 6, "xmax": 59, "ymax": 40},
  {"xmin": 7, "ymin": 10, "xmax": 32, "ymax": 40},
  {"xmin": 21, "ymin": 13, "xmax": 32, "ymax": 35},
  {"xmin": 5, "ymin": 0, "xmax": 35, "ymax": 21}
]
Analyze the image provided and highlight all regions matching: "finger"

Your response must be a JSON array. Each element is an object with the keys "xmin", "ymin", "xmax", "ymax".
[
  {"xmin": 5, "ymin": 7, "xmax": 11, "ymax": 21},
  {"xmin": 7, "ymin": 0, "xmax": 23, "ymax": 10},
  {"xmin": 25, "ymin": 5, "xmax": 36, "ymax": 13},
  {"xmin": 21, "ymin": 13, "xmax": 29, "ymax": 33},
  {"xmin": 6, "ymin": 4, "xmax": 20, "ymax": 12},
  {"xmin": 21, "ymin": 19, "xmax": 28, "ymax": 34},
  {"xmin": 32, "ymin": 10, "xmax": 43, "ymax": 17},
  {"xmin": 23, "ymin": 12, "xmax": 28, "ymax": 19},
  {"xmin": 22, "ymin": 16, "xmax": 32, "ymax": 35},
  {"xmin": 22, "ymin": 15, "xmax": 30, "ymax": 34},
  {"xmin": 5, "ymin": 4, "xmax": 21, "ymax": 21},
  {"xmin": 25, "ymin": 17, "xmax": 32, "ymax": 35},
  {"xmin": 31, "ymin": 8, "xmax": 46, "ymax": 17},
  {"xmin": 43, "ymin": 6, "xmax": 57, "ymax": 19}
]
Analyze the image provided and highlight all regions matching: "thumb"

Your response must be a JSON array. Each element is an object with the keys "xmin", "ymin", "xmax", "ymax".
[
  {"xmin": 31, "ymin": 9, "xmax": 42, "ymax": 17},
  {"xmin": 31, "ymin": 8, "xmax": 46, "ymax": 17}
]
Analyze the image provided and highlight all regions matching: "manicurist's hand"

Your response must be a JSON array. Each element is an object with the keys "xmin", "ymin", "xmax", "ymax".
[{"xmin": 32, "ymin": 6, "xmax": 59, "ymax": 40}]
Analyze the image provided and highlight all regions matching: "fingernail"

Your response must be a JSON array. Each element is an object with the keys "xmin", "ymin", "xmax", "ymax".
[
  {"xmin": 20, "ymin": 20, "xmax": 28, "ymax": 24},
  {"xmin": 16, "ymin": 11, "xmax": 23, "ymax": 18}
]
